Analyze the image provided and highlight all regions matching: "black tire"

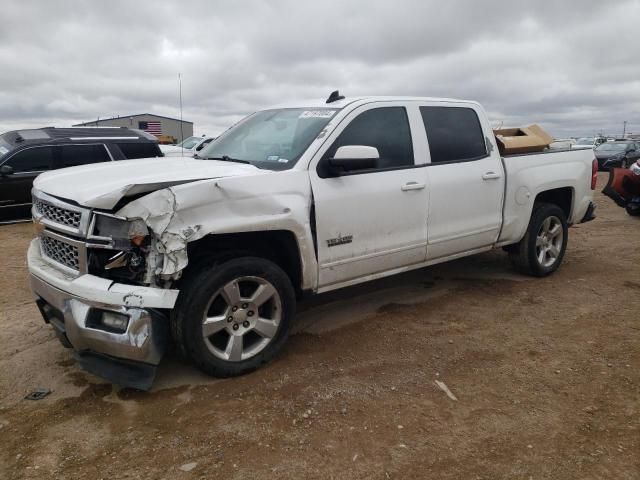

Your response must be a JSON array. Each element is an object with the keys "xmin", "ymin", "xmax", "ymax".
[
  {"xmin": 508, "ymin": 203, "xmax": 568, "ymax": 277},
  {"xmin": 626, "ymin": 202, "xmax": 640, "ymax": 216},
  {"xmin": 171, "ymin": 256, "xmax": 295, "ymax": 377}
]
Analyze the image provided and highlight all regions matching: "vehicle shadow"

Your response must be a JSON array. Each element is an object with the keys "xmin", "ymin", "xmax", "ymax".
[{"xmin": 152, "ymin": 249, "xmax": 525, "ymax": 391}]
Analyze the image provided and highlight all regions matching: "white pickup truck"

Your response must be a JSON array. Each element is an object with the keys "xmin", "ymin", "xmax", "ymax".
[{"xmin": 28, "ymin": 94, "xmax": 597, "ymax": 389}]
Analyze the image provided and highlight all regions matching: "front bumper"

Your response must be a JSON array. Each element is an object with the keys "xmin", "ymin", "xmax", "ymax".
[{"xmin": 28, "ymin": 239, "xmax": 179, "ymax": 389}]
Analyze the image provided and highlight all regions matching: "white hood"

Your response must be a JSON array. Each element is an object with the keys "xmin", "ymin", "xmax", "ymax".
[{"xmin": 33, "ymin": 157, "xmax": 261, "ymax": 209}]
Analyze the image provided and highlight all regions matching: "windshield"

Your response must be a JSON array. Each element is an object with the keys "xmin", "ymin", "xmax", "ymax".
[
  {"xmin": 596, "ymin": 143, "xmax": 628, "ymax": 152},
  {"xmin": 198, "ymin": 108, "xmax": 338, "ymax": 170},
  {"xmin": 575, "ymin": 137, "xmax": 594, "ymax": 145},
  {"xmin": 177, "ymin": 136, "xmax": 202, "ymax": 149}
]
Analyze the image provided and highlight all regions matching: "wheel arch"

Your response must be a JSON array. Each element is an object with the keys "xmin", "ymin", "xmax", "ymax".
[
  {"xmin": 533, "ymin": 186, "xmax": 574, "ymax": 221},
  {"xmin": 499, "ymin": 184, "xmax": 575, "ymax": 248},
  {"xmin": 184, "ymin": 230, "xmax": 305, "ymax": 297}
]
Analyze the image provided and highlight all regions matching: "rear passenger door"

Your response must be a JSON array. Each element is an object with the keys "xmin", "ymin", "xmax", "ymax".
[
  {"xmin": 419, "ymin": 104, "xmax": 505, "ymax": 260},
  {"xmin": 56, "ymin": 144, "xmax": 112, "ymax": 168}
]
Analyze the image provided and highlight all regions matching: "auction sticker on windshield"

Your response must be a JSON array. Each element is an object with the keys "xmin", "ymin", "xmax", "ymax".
[{"xmin": 299, "ymin": 110, "xmax": 336, "ymax": 119}]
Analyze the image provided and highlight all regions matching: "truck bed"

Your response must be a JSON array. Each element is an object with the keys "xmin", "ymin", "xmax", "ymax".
[{"xmin": 497, "ymin": 147, "xmax": 595, "ymax": 246}]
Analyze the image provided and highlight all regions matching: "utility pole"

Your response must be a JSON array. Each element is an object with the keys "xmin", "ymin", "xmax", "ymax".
[
  {"xmin": 622, "ymin": 120, "xmax": 627, "ymax": 138},
  {"xmin": 179, "ymin": 73, "xmax": 184, "ymax": 148}
]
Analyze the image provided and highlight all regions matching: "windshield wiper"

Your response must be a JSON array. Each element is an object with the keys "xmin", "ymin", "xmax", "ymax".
[{"xmin": 204, "ymin": 155, "xmax": 251, "ymax": 164}]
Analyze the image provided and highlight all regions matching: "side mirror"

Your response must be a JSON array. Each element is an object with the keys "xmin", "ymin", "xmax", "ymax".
[
  {"xmin": 327, "ymin": 145, "xmax": 379, "ymax": 175},
  {"xmin": 0, "ymin": 165, "xmax": 14, "ymax": 176}
]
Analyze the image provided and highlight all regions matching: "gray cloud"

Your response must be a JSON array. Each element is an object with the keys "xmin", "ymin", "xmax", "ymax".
[{"xmin": 0, "ymin": 0, "xmax": 638, "ymax": 137}]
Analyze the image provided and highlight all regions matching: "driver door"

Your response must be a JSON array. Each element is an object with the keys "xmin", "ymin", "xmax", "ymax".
[
  {"xmin": 0, "ymin": 146, "xmax": 54, "ymax": 221},
  {"xmin": 309, "ymin": 103, "xmax": 429, "ymax": 290}
]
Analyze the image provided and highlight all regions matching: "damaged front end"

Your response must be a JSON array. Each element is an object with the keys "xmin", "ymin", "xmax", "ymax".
[
  {"xmin": 602, "ymin": 162, "xmax": 640, "ymax": 216},
  {"xmin": 29, "ymin": 189, "xmax": 180, "ymax": 390},
  {"xmin": 29, "ymin": 162, "xmax": 314, "ymax": 389}
]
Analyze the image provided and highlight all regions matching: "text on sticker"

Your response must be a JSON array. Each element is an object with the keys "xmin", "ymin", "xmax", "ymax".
[{"xmin": 299, "ymin": 110, "xmax": 336, "ymax": 119}]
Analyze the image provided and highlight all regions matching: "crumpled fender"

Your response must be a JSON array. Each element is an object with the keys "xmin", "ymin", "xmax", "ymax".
[
  {"xmin": 116, "ymin": 187, "xmax": 200, "ymax": 275},
  {"xmin": 115, "ymin": 170, "xmax": 317, "ymax": 289}
]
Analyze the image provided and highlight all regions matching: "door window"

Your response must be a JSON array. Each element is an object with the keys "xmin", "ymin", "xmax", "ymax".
[
  {"xmin": 323, "ymin": 107, "xmax": 414, "ymax": 171},
  {"xmin": 4, "ymin": 146, "xmax": 54, "ymax": 172},
  {"xmin": 420, "ymin": 107, "xmax": 487, "ymax": 164},
  {"xmin": 117, "ymin": 142, "xmax": 161, "ymax": 159},
  {"xmin": 60, "ymin": 144, "xmax": 110, "ymax": 167}
]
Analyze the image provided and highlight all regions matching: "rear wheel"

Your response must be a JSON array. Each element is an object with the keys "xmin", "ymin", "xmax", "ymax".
[
  {"xmin": 509, "ymin": 203, "xmax": 568, "ymax": 277},
  {"xmin": 172, "ymin": 256, "xmax": 295, "ymax": 377}
]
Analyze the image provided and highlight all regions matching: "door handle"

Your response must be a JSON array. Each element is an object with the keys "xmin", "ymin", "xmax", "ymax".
[
  {"xmin": 401, "ymin": 182, "xmax": 426, "ymax": 191},
  {"xmin": 482, "ymin": 171, "xmax": 501, "ymax": 180}
]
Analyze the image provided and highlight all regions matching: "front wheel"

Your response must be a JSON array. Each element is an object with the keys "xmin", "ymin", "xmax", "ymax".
[
  {"xmin": 172, "ymin": 257, "xmax": 296, "ymax": 377},
  {"xmin": 509, "ymin": 203, "xmax": 568, "ymax": 277}
]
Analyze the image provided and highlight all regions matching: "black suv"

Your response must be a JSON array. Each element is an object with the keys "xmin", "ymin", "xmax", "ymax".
[{"xmin": 0, "ymin": 127, "xmax": 163, "ymax": 222}]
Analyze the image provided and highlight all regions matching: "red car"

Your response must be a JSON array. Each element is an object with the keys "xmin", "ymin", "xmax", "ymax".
[{"xmin": 603, "ymin": 161, "xmax": 640, "ymax": 216}]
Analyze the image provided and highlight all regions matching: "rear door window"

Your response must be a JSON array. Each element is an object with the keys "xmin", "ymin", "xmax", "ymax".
[
  {"xmin": 420, "ymin": 106, "xmax": 487, "ymax": 164},
  {"xmin": 324, "ymin": 106, "xmax": 414, "ymax": 171},
  {"xmin": 59, "ymin": 144, "xmax": 110, "ymax": 167},
  {"xmin": 4, "ymin": 146, "xmax": 54, "ymax": 172},
  {"xmin": 117, "ymin": 142, "xmax": 162, "ymax": 159}
]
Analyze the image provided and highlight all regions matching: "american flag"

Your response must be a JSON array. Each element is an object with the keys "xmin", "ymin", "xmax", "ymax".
[{"xmin": 139, "ymin": 121, "xmax": 162, "ymax": 135}]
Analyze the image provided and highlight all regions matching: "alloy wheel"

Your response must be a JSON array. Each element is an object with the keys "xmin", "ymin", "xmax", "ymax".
[
  {"xmin": 535, "ymin": 216, "xmax": 563, "ymax": 268},
  {"xmin": 201, "ymin": 276, "xmax": 282, "ymax": 362}
]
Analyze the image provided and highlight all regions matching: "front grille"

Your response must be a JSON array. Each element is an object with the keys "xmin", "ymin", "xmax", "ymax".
[
  {"xmin": 34, "ymin": 199, "xmax": 82, "ymax": 229},
  {"xmin": 40, "ymin": 235, "xmax": 79, "ymax": 271}
]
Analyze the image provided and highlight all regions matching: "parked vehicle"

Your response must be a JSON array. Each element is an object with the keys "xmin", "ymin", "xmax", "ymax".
[
  {"xmin": 160, "ymin": 136, "xmax": 216, "ymax": 157},
  {"xmin": 0, "ymin": 127, "xmax": 163, "ymax": 222},
  {"xmin": 603, "ymin": 160, "xmax": 640, "ymax": 216},
  {"xmin": 27, "ymin": 94, "xmax": 597, "ymax": 389},
  {"xmin": 572, "ymin": 137, "xmax": 606, "ymax": 150},
  {"xmin": 550, "ymin": 138, "xmax": 575, "ymax": 149},
  {"xmin": 594, "ymin": 141, "xmax": 640, "ymax": 170}
]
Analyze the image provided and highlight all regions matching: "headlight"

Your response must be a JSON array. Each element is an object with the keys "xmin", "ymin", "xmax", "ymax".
[
  {"xmin": 128, "ymin": 219, "xmax": 149, "ymax": 246},
  {"xmin": 93, "ymin": 214, "xmax": 149, "ymax": 247},
  {"xmin": 89, "ymin": 214, "xmax": 149, "ymax": 283}
]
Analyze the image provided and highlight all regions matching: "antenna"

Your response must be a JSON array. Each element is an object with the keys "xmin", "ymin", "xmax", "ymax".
[
  {"xmin": 179, "ymin": 73, "xmax": 184, "ymax": 154},
  {"xmin": 326, "ymin": 90, "xmax": 345, "ymax": 103}
]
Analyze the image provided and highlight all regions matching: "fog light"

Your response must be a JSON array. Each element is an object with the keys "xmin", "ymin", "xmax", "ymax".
[{"xmin": 101, "ymin": 311, "xmax": 129, "ymax": 333}]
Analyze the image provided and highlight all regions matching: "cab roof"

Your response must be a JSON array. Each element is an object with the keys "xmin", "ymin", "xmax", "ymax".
[{"xmin": 268, "ymin": 95, "xmax": 477, "ymax": 110}]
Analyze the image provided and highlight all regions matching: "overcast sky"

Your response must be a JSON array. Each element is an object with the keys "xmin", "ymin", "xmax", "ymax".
[{"xmin": 1, "ymin": 0, "xmax": 639, "ymax": 138}]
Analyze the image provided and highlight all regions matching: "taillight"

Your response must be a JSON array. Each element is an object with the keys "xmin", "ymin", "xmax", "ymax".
[{"xmin": 591, "ymin": 158, "xmax": 597, "ymax": 190}]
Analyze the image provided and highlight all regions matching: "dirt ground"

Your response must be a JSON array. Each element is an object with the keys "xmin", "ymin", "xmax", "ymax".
[{"xmin": 1, "ymin": 173, "xmax": 638, "ymax": 479}]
